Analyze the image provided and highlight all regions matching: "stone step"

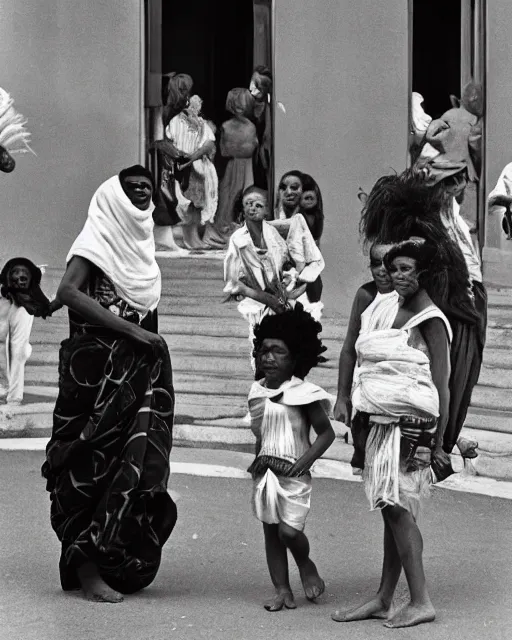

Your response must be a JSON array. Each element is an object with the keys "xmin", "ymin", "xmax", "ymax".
[
  {"xmin": 3, "ymin": 400, "xmax": 512, "ymax": 481},
  {"xmin": 471, "ymin": 385, "xmax": 512, "ymax": 413},
  {"xmin": 27, "ymin": 316, "xmax": 512, "ymax": 358},
  {"xmin": 465, "ymin": 407, "xmax": 512, "ymax": 434},
  {"xmin": 19, "ymin": 373, "xmax": 512, "ymax": 424}
]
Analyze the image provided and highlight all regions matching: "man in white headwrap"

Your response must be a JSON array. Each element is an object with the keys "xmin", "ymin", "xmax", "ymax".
[{"xmin": 42, "ymin": 166, "xmax": 178, "ymax": 605}]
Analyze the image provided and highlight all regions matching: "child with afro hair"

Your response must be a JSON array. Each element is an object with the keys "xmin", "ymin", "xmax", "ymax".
[{"xmin": 247, "ymin": 303, "xmax": 335, "ymax": 612}]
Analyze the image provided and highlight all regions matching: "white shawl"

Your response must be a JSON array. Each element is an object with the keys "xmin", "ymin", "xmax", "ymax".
[
  {"xmin": 249, "ymin": 376, "xmax": 334, "ymax": 461},
  {"xmin": 66, "ymin": 175, "xmax": 161, "ymax": 315},
  {"xmin": 352, "ymin": 293, "xmax": 452, "ymax": 419}
]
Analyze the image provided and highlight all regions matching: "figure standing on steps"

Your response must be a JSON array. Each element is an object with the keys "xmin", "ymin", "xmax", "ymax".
[
  {"xmin": 165, "ymin": 94, "xmax": 224, "ymax": 250},
  {"xmin": 298, "ymin": 174, "xmax": 325, "ymax": 308},
  {"xmin": 223, "ymin": 186, "xmax": 325, "ymax": 371},
  {"xmin": 332, "ymin": 240, "xmax": 454, "ymax": 629},
  {"xmin": 413, "ymin": 81, "xmax": 486, "ymax": 457},
  {"xmin": 247, "ymin": 305, "xmax": 335, "ymax": 611},
  {"xmin": 250, "ymin": 66, "xmax": 273, "ymax": 198},
  {"xmin": 216, "ymin": 88, "xmax": 258, "ymax": 238},
  {"xmin": 151, "ymin": 72, "xmax": 193, "ymax": 254},
  {"xmin": 41, "ymin": 166, "xmax": 177, "ymax": 603},
  {"xmin": 270, "ymin": 170, "xmax": 326, "ymax": 321}
]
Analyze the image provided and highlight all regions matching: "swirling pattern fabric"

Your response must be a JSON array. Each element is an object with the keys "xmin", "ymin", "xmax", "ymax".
[{"xmin": 42, "ymin": 320, "xmax": 176, "ymax": 594}]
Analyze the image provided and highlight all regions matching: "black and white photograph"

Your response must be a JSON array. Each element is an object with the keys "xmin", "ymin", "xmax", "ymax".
[{"xmin": 0, "ymin": 1, "xmax": 511, "ymax": 639}]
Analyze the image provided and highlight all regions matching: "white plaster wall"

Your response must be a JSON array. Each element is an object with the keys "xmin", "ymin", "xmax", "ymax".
[
  {"xmin": 273, "ymin": 0, "xmax": 409, "ymax": 318},
  {"xmin": 0, "ymin": 1, "xmax": 142, "ymax": 266}
]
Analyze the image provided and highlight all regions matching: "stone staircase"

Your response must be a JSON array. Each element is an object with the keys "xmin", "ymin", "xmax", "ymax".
[{"xmin": 3, "ymin": 255, "xmax": 512, "ymax": 479}]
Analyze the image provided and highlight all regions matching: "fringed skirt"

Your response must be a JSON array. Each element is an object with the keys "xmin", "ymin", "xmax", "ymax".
[
  {"xmin": 252, "ymin": 469, "xmax": 312, "ymax": 532},
  {"xmin": 363, "ymin": 416, "xmax": 436, "ymax": 520}
]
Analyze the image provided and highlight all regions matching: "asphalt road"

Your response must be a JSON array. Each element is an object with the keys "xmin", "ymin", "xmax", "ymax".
[{"xmin": 1, "ymin": 451, "xmax": 511, "ymax": 640}]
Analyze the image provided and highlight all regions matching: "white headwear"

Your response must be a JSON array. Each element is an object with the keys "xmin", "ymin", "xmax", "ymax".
[
  {"xmin": 0, "ymin": 88, "xmax": 35, "ymax": 154},
  {"xmin": 67, "ymin": 175, "xmax": 161, "ymax": 316}
]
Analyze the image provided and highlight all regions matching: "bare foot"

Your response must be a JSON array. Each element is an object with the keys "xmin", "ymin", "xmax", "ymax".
[
  {"xmin": 332, "ymin": 596, "xmax": 390, "ymax": 622},
  {"xmin": 298, "ymin": 559, "xmax": 325, "ymax": 601},
  {"xmin": 77, "ymin": 563, "xmax": 124, "ymax": 603},
  {"xmin": 384, "ymin": 602, "xmax": 435, "ymax": 628},
  {"xmin": 264, "ymin": 588, "xmax": 297, "ymax": 612}
]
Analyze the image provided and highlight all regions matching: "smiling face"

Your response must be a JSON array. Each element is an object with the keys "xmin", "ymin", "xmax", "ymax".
[
  {"xmin": 242, "ymin": 191, "xmax": 268, "ymax": 222},
  {"xmin": 279, "ymin": 175, "xmax": 303, "ymax": 212},
  {"xmin": 122, "ymin": 175, "xmax": 153, "ymax": 210},
  {"xmin": 388, "ymin": 256, "xmax": 420, "ymax": 298},
  {"xmin": 256, "ymin": 338, "xmax": 295, "ymax": 387},
  {"xmin": 369, "ymin": 243, "xmax": 394, "ymax": 294}
]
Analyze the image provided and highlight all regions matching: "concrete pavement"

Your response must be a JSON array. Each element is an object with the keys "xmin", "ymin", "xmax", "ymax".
[{"xmin": 1, "ymin": 448, "xmax": 511, "ymax": 640}]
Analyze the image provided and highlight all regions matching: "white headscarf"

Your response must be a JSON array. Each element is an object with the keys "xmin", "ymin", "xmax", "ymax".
[{"xmin": 67, "ymin": 175, "xmax": 161, "ymax": 315}]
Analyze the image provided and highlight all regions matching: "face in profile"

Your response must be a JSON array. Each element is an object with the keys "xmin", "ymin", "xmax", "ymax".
[
  {"xmin": 388, "ymin": 256, "xmax": 420, "ymax": 298},
  {"xmin": 369, "ymin": 244, "xmax": 394, "ymax": 293},
  {"xmin": 279, "ymin": 175, "xmax": 303, "ymax": 210},
  {"xmin": 250, "ymin": 73, "xmax": 270, "ymax": 101},
  {"xmin": 122, "ymin": 175, "xmax": 153, "ymax": 211},
  {"xmin": 0, "ymin": 146, "xmax": 15, "ymax": 173},
  {"xmin": 242, "ymin": 192, "xmax": 268, "ymax": 222},
  {"xmin": 8, "ymin": 264, "xmax": 31, "ymax": 290}
]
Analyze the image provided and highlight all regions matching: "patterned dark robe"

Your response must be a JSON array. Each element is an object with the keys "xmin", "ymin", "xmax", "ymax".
[{"xmin": 41, "ymin": 269, "xmax": 177, "ymax": 594}]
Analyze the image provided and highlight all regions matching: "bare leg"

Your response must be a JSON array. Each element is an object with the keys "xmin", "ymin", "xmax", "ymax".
[
  {"xmin": 383, "ymin": 505, "xmax": 435, "ymax": 628},
  {"xmin": 332, "ymin": 511, "xmax": 401, "ymax": 622},
  {"xmin": 181, "ymin": 223, "xmax": 210, "ymax": 250},
  {"xmin": 77, "ymin": 562, "xmax": 124, "ymax": 603},
  {"xmin": 153, "ymin": 225, "xmax": 189, "ymax": 255},
  {"xmin": 278, "ymin": 523, "xmax": 325, "ymax": 601},
  {"xmin": 263, "ymin": 523, "xmax": 296, "ymax": 611}
]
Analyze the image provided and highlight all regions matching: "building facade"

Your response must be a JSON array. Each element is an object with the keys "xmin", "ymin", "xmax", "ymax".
[{"xmin": 0, "ymin": 1, "xmax": 508, "ymax": 312}]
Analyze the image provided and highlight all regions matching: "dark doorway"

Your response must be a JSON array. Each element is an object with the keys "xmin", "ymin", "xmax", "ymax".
[
  {"xmin": 412, "ymin": 0, "xmax": 461, "ymax": 118},
  {"xmin": 161, "ymin": 0, "xmax": 254, "ymax": 129}
]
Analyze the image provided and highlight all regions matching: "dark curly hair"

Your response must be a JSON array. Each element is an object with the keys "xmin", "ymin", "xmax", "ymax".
[
  {"xmin": 252, "ymin": 303, "xmax": 326, "ymax": 379},
  {"xmin": 359, "ymin": 169, "xmax": 478, "ymax": 325},
  {"xmin": 359, "ymin": 170, "xmax": 446, "ymax": 246},
  {"xmin": 383, "ymin": 239, "xmax": 435, "ymax": 273}
]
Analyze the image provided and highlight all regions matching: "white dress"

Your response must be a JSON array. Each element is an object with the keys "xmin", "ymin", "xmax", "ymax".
[
  {"xmin": 248, "ymin": 376, "xmax": 333, "ymax": 531},
  {"xmin": 352, "ymin": 292, "xmax": 452, "ymax": 517},
  {"xmin": 166, "ymin": 113, "xmax": 218, "ymax": 225}
]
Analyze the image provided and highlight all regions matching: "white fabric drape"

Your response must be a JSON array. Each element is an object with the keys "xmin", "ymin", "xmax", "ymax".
[
  {"xmin": 352, "ymin": 293, "xmax": 452, "ymax": 419},
  {"xmin": 67, "ymin": 176, "xmax": 161, "ymax": 316}
]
